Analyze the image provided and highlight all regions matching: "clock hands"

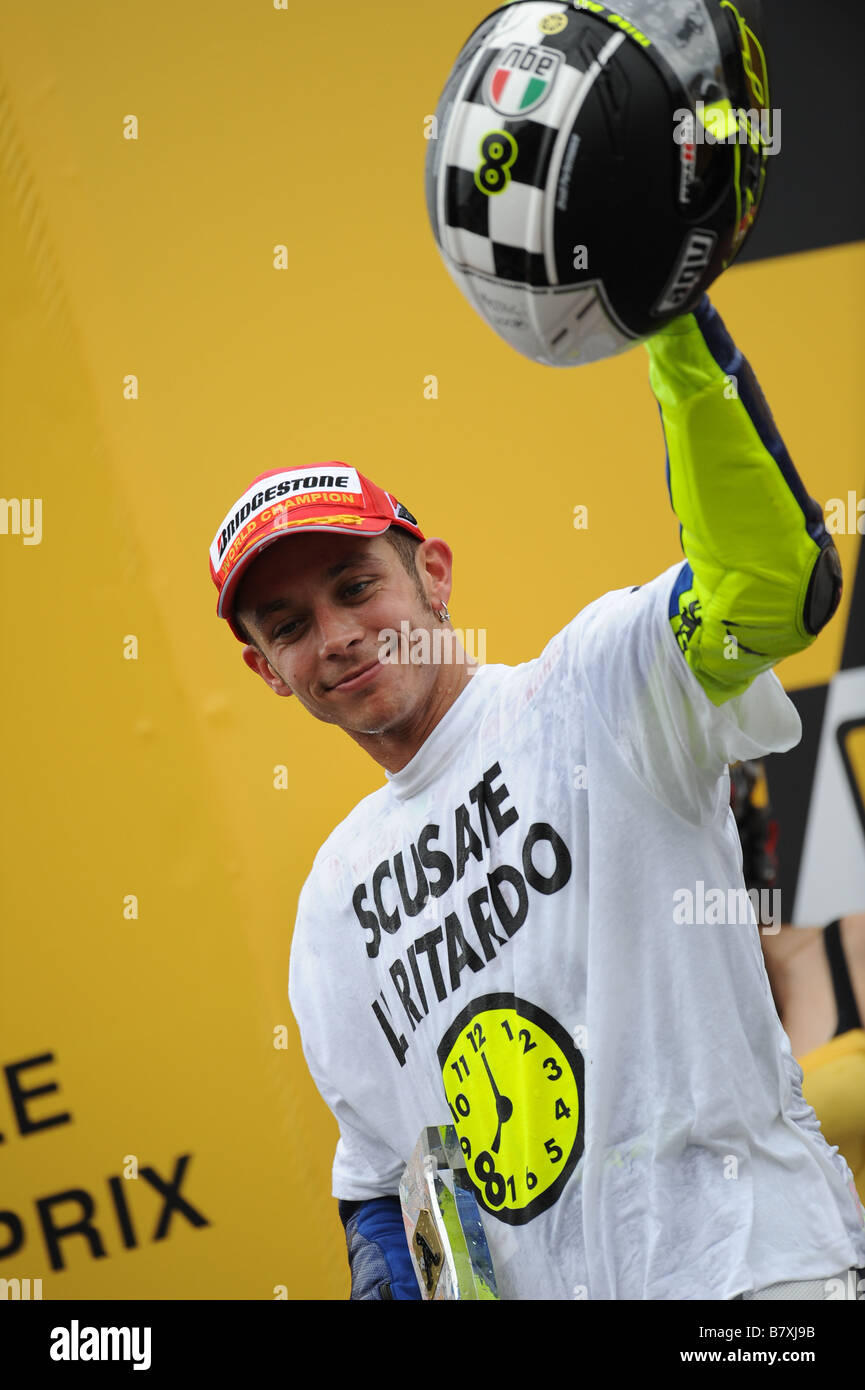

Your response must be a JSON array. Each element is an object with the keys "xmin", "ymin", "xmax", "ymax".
[{"xmin": 481, "ymin": 1050, "xmax": 513, "ymax": 1155}]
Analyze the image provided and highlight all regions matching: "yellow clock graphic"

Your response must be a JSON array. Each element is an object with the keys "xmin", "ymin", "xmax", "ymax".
[{"xmin": 437, "ymin": 994, "xmax": 585, "ymax": 1225}]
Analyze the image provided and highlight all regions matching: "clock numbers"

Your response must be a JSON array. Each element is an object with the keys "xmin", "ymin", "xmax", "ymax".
[
  {"xmin": 449, "ymin": 1092, "xmax": 471, "ymax": 1121},
  {"xmin": 451, "ymin": 1054, "xmax": 470, "ymax": 1082},
  {"xmin": 474, "ymin": 1150, "xmax": 506, "ymax": 1207},
  {"xmin": 500, "ymin": 1018, "xmax": 538, "ymax": 1054},
  {"xmin": 438, "ymin": 997, "xmax": 585, "ymax": 1224}
]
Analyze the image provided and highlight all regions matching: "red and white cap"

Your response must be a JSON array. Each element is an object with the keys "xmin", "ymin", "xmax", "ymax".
[{"xmin": 209, "ymin": 462, "xmax": 425, "ymax": 641}]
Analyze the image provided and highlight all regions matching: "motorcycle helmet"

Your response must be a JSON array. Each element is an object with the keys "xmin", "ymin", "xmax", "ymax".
[{"xmin": 425, "ymin": 0, "xmax": 772, "ymax": 365}]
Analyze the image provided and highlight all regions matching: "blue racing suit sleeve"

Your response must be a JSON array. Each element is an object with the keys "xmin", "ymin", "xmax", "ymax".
[{"xmin": 339, "ymin": 1197, "xmax": 422, "ymax": 1300}]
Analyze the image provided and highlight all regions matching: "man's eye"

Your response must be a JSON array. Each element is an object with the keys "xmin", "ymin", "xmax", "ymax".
[{"xmin": 270, "ymin": 581, "xmax": 373, "ymax": 639}]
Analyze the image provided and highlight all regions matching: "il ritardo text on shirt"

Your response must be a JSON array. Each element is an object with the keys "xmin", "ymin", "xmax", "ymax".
[{"xmin": 350, "ymin": 761, "xmax": 573, "ymax": 1069}]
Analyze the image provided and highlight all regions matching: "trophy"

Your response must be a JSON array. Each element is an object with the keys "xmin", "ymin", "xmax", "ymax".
[{"xmin": 399, "ymin": 1125, "xmax": 498, "ymax": 1300}]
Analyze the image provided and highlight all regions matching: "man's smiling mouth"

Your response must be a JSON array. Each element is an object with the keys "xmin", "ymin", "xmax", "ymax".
[{"xmin": 327, "ymin": 659, "xmax": 383, "ymax": 692}]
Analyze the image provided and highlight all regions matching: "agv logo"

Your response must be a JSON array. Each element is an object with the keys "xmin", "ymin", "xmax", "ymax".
[
  {"xmin": 486, "ymin": 44, "xmax": 564, "ymax": 118},
  {"xmin": 654, "ymin": 230, "xmax": 717, "ymax": 315}
]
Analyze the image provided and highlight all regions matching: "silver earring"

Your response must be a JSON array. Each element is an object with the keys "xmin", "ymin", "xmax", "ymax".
[{"xmin": 438, "ymin": 603, "xmax": 450, "ymax": 623}]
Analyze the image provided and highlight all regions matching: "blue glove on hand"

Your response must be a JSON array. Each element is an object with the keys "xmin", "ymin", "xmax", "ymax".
[{"xmin": 339, "ymin": 1196, "xmax": 422, "ymax": 1300}]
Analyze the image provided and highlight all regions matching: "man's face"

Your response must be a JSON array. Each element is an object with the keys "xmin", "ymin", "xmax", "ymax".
[{"xmin": 234, "ymin": 529, "xmax": 452, "ymax": 737}]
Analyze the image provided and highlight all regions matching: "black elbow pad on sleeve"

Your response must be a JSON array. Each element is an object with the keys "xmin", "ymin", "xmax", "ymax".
[{"xmin": 804, "ymin": 540, "xmax": 843, "ymax": 636}]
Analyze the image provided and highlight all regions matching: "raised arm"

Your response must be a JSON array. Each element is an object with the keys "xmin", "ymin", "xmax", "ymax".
[{"xmin": 645, "ymin": 296, "xmax": 843, "ymax": 706}]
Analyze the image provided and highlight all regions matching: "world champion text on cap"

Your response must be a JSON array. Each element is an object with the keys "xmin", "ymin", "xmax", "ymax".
[{"xmin": 213, "ymin": 467, "xmax": 362, "ymax": 564}]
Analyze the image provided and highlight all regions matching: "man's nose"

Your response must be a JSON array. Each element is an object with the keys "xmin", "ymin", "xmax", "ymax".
[{"xmin": 314, "ymin": 605, "xmax": 366, "ymax": 657}]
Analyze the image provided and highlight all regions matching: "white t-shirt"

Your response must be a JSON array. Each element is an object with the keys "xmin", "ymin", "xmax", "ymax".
[{"xmin": 288, "ymin": 562, "xmax": 865, "ymax": 1300}]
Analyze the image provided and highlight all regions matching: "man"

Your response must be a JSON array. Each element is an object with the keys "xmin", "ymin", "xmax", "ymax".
[{"xmin": 208, "ymin": 296, "xmax": 865, "ymax": 1299}]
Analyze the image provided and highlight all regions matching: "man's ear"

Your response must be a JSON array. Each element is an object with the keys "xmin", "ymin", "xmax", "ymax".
[
  {"xmin": 241, "ymin": 644, "xmax": 294, "ymax": 698},
  {"xmin": 416, "ymin": 537, "xmax": 454, "ymax": 612}
]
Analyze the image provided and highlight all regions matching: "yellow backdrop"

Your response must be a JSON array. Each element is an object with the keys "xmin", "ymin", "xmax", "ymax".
[{"xmin": 0, "ymin": 0, "xmax": 862, "ymax": 1299}]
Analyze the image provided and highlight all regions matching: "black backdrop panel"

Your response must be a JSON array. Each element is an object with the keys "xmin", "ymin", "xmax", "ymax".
[{"xmin": 736, "ymin": 0, "xmax": 865, "ymax": 263}]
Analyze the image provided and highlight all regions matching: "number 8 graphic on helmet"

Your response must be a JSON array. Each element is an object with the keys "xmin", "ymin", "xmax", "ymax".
[{"xmin": 475, "ymin": 130, "xmax": 519, "ymax": 197}]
